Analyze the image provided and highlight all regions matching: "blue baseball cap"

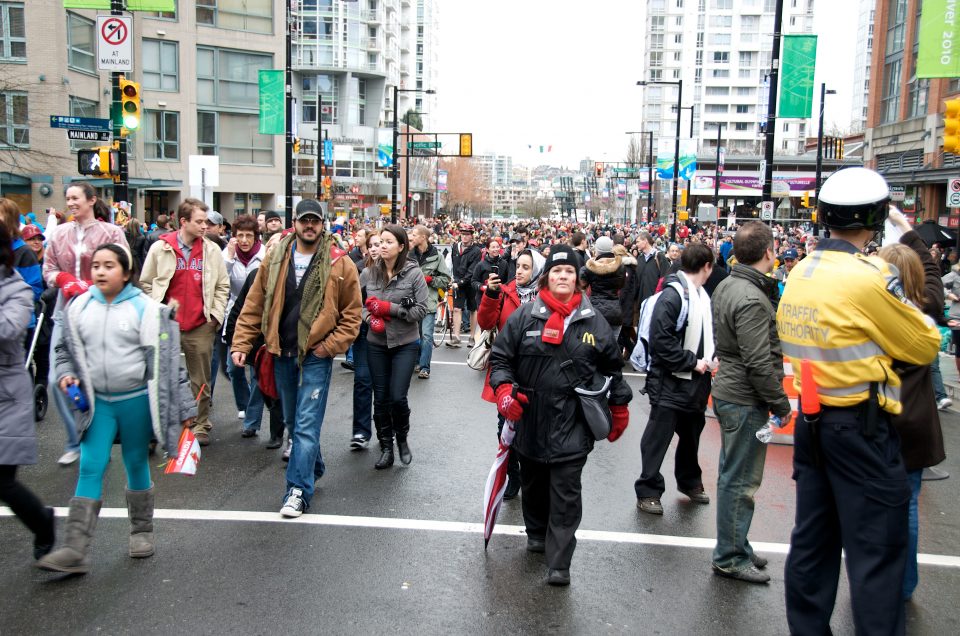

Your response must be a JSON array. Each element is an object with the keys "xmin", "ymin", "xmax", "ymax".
[{"xmin": 782, "ymin": 249, "xmax": 798, "ymax": 260}]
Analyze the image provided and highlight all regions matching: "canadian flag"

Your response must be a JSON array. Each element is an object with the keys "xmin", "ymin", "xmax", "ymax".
[{"xmin": 165, "ymin": 427, "xmax": 201, "ymax": 476}]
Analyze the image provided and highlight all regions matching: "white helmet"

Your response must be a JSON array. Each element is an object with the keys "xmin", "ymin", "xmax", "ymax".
[{"xmin": 817, "ymin": 167, "xmax": 890, "ymax": 230}]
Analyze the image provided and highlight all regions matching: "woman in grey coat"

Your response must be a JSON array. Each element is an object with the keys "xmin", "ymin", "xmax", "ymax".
[{"xmin": 0, "ymin": 224, "xmax": 55, "ymax": 560}]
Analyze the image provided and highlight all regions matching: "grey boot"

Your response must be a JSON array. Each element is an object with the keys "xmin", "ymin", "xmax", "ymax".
[
  {"xmin": 36, "ymin": 497, "xmax": 101, "ymax": 574},
  {"xmin": 126, "ymin": 486, "xmax": 155, "ymax": 558}
]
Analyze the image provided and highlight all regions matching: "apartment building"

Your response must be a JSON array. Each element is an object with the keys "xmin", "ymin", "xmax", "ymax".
[
  {"xmin": 850, "ymin": 0, "xmax": 875, "ymax": 133},
  {"xmin": 640, "ymin": 0, "xmax": 815, "ymax": 159}
]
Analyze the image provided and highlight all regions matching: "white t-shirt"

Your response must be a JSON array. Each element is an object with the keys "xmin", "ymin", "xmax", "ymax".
[{"xmin": 293, "ymin": 250, "xmax": 313, "ymax": 286}]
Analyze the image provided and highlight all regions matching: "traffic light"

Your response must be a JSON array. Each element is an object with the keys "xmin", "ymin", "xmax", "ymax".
[
  {"xmin": 944, "ymin": 98, "xmax": 960, "ymax": 154},
  {"xmin": 119, "ymin": 78, "xmax": 141, "ymax": 133},
  {"xmin": 459, "ymin": 133, "xmax": 472, "ymax": 157},
  {"xmin": 801, "ymin": 191, "xmax": 810, "ymax": 208},
  {"xmin": 293, "ymin": 137, "xmax": 301, "ymax": 154},
  {"xmin": 595, "ymin": 162, "xmax": 604, "ymax": 178},
  {"xmin": 77, "ymin": 146, "xmax": 118, "ymax": 176},
  {"xmin": 837, "ymin": 138, "xmax": 845, "ymax": 160}
]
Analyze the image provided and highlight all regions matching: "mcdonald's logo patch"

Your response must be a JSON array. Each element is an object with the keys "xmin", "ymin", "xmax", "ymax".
[{"xmin": 582, "ymin": 332, "xmax": 596, "ymax": 346}]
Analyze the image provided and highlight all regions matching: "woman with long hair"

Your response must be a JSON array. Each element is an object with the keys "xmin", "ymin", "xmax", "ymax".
[
  {"xmin": 0, "ymin": 222, "xmax": 55, "ymax": 562},
  {"xmin": 347, "ymin": 230, "xmax": 381, "ymax": 449},
  {"xmin": 38, "ymin": 243, "xmax": 195, "ymax": 574},
  {"xmin": 488, "ymin": 245, "xmax": 632, "ymax": 586},
  {"xmin": 877, "ymin": 208, "xmax": 947, "ymax": 601},
  {"xmin": 360, "ymin": 225, "xmax": 427, "ymax": 469},
  {"xmin": 476, "ymin": 248, "xmax": 545, "ymax": 499}
]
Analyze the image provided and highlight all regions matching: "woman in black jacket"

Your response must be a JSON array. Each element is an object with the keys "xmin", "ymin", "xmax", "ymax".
[
  {"xmin": 488, "ymin": 244, "xmax": 632, "ymax": 587},
  {"xmin": 581, "ymin": 236, "xmax": 626, "ymax": 338}
]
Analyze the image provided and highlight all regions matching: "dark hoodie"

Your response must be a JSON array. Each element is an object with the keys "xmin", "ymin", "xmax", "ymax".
[{"xmin": 581, "ymin": 251, "xmax": 626, "ymax": 326}]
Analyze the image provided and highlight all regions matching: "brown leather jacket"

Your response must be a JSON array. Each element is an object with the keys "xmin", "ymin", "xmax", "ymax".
[{"xmin": 231, "ymin": 242, "xmax": 362, "ymax": 359}]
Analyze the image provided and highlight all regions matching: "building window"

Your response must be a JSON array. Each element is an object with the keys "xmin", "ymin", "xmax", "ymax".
[
  {"xmin": 66, "ymin": 12, "xmax": 95, "ymax": 73},
  {"xmin": 197, "ymin": 46, "xmax": 272, "ymax": 109},
  {"xmin": 735, "ymin": 122, "xmax": 750, "ymax": 131},
  {"xmin": 705, "ymin": 104, "xmax": 728, "ymax": 113},
  {"xmin": 144, "ymin": 110, "xmax": 179, "ymax": 160},
  {"xmin": 198, "ymin": 110, "xmax": 273, "ymax": 165},
  {"xmin": 886, "ymin": 0, "xmax": 907, "ymax": 56},
  {"xmin": 68, "ymin": 96, "xmax": 98, "ymax": 151},
  {"xmin": 709, "ymin": 15, "xmax": 732, "ymax": 28},
  {"xmin": 712, "ymin": 69, "xmax": 730, "ymax": 78},
  {"xmin": 713, "ymin": 51, "xmax": 729, "ymax": 64},
  {"xmin": 709, "ymin": 33, "xmax": 731, "ymax": 46},
  {"xmin": 650, "ymin": 52, "xmax": 663, "ymax": 68},
  {"xmin": 148, "ymin": 0, "xmax": 177, "ymax": 19},
  {"xmin": 706, "ymin": 86, "xmax": 729, "ymax": 96},
  {"xmin": 0, "ymin": 2, "xmax": 26, "ymax": 61},
  {"xmin": 881, "ymin": 59, "xmax": 902, "ymax": 124},
  {"xmin": 735, "ymin": 104, "xmax": 751, "ymax": 114},
  {"xmin": 302, "ymin": 74, "xmax": 339, "ymax": 124},
  {"xmin": 143, "ymin": 39, "xmax": 179, "ymax": 92},
  {"xmin": 712, "ymin": 0, "xmax": 733, "ymax": 7},
  {"xmin": 197, "ymin": 0, "xmax": 272, "ymax": 34},
  {"xmin": 651, "ymin": 16, "xmax": 664, "ymax": 31},
  {"xmin": 0, "ymin": 91, "xmax": 28, "ymax": 147}
]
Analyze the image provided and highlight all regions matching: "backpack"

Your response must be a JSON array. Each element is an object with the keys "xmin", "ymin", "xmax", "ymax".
[{"xmin": 630, "ymin": 278, "xmax": 689, "ymax": 372}]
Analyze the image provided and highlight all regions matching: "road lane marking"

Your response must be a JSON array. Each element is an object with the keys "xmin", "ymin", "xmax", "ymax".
[{"xmin": 4, "ymin": 507, "xmax": 958, "ymax": 568}]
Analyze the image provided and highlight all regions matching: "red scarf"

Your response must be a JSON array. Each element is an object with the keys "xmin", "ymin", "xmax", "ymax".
[
  {"xmin": 236, "ymin": 240, "xmax": 262, "ymax": 267},
  {"xmin": 539, "ymin": 290, "xmax": 582, "ymax": 345}
]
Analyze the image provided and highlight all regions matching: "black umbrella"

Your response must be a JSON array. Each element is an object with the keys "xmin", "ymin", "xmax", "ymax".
[{"xmin": 913, "ymin": 220, "xmax": 956, "ymax": 247}]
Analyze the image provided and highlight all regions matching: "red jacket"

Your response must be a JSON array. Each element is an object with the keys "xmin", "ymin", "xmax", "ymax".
[{"xmin": 477, "ymin": 282, "xmax": 521, "ymax": 403}]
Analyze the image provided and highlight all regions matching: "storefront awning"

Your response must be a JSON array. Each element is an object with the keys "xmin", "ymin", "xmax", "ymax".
[{"xmin": 63, "ymin": 177, "xmax": 183, "ymax": 189}]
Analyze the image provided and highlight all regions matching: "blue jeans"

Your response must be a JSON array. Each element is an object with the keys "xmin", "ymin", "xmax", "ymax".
[
  {"xmin": 930, "ymin": 357, "xmax": 947, "ymax": 402},
  {"xmin": 712, "ymin": 399, "xmax": 769, "ymax": 571},
  {"xmin": 240, "ymin": 367, "xmax": 267, "ymax": 432},
  {"xmin": 209, "ymin": 336, "xmax": 227, "ymax": 396},
  {"xmin": 274, "ymin": 354, "xmax": 333, "ymax": 508},
  {"xmin": 49, "ymin": 319, "xmax": 80, "ymax": 453},
  {"xmin": 418, "ymin": 313, "xmax": 436, "ymax": 371},
  {"xmin": 351, "ymin": 325, "xmax": 373, "ymax": 439},
  {"xmin": 903, "ymin": 468, "xmax": 923, "ymax": 600},
  {"xmin": 227, "ymin": 346, "xmax": 252, "ymax": 413}
]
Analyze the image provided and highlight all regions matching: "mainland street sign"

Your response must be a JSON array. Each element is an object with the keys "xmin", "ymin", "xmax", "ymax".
[
  {"xmin": 50, "ymin": 116, "xmax": 112, "ymax": 132},
  {"xmin": 68, "ymin": 129, "xmax": 112, "ymax": 142}
]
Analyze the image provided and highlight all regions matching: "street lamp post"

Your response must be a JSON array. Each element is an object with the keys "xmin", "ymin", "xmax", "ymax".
[
  {"xmin": 814, "ymin": 84, "xmax": 837, "ymax": 237},
  {"xmin": 391, "ymin": 86, "xmax": 435, "ymax": 223},
  {"xmin": 638, "ymin": 79, "xmax": 682, "ymax": 241},
  {"xmin": 626, "ymin": 130, "xmax": 655, "ymax": 223},
  {"xmin": 713, "ymin": 123, "xmax": 726, "ymax": 207}
]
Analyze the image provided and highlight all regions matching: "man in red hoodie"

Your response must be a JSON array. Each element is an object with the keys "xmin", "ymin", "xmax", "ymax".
[{"xmin": 141, "ymin": 198, "xmax": 229, "ymax": 446}]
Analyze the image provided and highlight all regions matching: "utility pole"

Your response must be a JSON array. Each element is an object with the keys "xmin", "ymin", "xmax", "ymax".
[
  {"xmin": 391, "ymin": 85, "xmax": 399, "ymax": 223},
  {"xmin": 714, "ymin": 123, "xmax": 725, "ymax": 207},
  {"xmin": 760, "ymin": 0, "xmax": 785, "ymax": 224},
  {"xmin": 111, "ymin": 0, "xmax": 128, "ymax": 206},
  {"xmin": 648, "ymin": 131, "xmax": 654, "ymax": 222},
  {"xmin": 284, "ymin": 0, "xmax": 293, "ymax": 225}
]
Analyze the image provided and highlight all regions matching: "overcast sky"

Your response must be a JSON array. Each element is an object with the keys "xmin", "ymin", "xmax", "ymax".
[{"xmin": 434, "ymin": 0, "xmax": 859, "ymax": 168}]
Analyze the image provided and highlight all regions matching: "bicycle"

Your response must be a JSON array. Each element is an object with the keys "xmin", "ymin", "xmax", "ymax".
[{"xmin": 433, "ymin": 286, "xmax": 456, "ymax": 348}]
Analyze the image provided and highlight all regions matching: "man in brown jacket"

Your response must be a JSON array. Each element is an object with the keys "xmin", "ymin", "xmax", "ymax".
[{"xmin": 232, "ymin": 200, "xmax": 361, "ymax": 517}]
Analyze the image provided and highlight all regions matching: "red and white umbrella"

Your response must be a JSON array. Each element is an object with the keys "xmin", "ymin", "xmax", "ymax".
[{"xmin": 482, "ymin": 418, "xmax": 516, "ymax": 549}]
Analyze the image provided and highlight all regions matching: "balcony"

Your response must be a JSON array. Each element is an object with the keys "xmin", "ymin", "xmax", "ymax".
[{"xmin": 361, "ymin": 9, "xmax": 381, "ymax": 23}]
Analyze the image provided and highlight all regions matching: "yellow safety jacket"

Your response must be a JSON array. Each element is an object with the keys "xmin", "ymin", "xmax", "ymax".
[{"xmin": 776, "ymin": 239, "xmax": 940, "ymax": 415}]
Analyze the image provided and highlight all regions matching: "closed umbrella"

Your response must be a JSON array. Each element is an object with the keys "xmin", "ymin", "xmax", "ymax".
[{"xmin": 482, "ymin": 418, "xmax": 516, "ymax": 548}]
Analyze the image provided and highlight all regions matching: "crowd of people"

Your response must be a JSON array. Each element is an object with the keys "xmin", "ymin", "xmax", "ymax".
[{"xmin": 0, "ymin": 165, "xmax": 951, "ymax": 630}]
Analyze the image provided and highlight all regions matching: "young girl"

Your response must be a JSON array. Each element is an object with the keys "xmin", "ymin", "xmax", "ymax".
[{"xmin": 38, "ymin": 244, "xmax": 196, "ymax": 574}]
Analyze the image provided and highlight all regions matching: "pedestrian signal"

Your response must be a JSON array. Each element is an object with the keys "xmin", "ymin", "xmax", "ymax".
[
  {"xmin": 944, "ymin": 98, "xmax": 960, "ymax": 154},
  {"xmin": 119, "ymin": 78, "xmax": 141, "ymax": 133},
  {"xmin": 595, "ymin": 162, "xmax": 604, "ymax": 178},
  {"xmin": 293, "ymin": 137, "xmax": 301, "ymax": 154},
  {"xmin": 77, "ymin": 146, "xmax": 118, "ymax": 176}
]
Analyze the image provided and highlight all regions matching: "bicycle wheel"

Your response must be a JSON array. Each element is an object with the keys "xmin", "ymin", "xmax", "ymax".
[{"xmin": 433, "ymin": 306, "xmax": 447, "ymax": 347}]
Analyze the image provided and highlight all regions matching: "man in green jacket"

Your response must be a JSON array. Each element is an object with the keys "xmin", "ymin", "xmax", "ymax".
[
  {"xmin": 410, "ymin": 225, "xmax": 451, "ymax": 379},
  {"xmin": 709, "ymin": 221, "xmax": 793, "ymax": 584}
]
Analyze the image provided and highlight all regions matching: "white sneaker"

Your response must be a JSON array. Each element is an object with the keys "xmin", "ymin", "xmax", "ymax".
[
  {"xmin": 280, "ymin": 488, "xmax": 306, "ymax": 518},
  {"xmin": 57, "ymin": 450, "xmax": 80, "ymax": 465},
  {"xmin": 937, "ymin": 397, "xmax": 953, "ymax": 411},
  {"xmin": 282, "ymin": 438, "xmax": 293, "ymax": 461},
  {"xmin": 238, "ymin": 410, "xmax": 246, "ymax": 420}
]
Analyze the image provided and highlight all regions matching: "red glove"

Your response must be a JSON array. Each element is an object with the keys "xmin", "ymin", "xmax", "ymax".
[
  {"xmin": 424, "ymin": 275, "xmax": 433, "ymax": 285},
  {"xmin": 369, "ymin": 316, "xmax": 387, "ymax": 334},
  {"xmin": 495, "ymin": 384, "xmax": 529, "ymax": 421},
  {"xmin": 608, "ymin": 404, "xmax": 629, "ymax": 442},
  {"xmin": 56, "ymin": 272, "xmax": 90, "ymax": 301},
  {"xmin": 365, "ymin": 296, "xmax": 392, "ymax": 317}
]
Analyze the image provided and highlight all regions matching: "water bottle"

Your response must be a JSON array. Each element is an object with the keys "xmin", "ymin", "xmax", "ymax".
[{"xmin": 755, "ymin": 415, "xmax": 782, "ymax": 444}]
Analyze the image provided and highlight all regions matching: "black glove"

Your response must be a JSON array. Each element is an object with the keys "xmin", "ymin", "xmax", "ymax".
[{"xmin": 400, "ymin": 296, "xmax": 416, "ymax": 309}]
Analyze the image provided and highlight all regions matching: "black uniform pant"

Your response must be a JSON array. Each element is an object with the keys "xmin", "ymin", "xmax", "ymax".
[
  {"xmin": 785, "ymin": 407, "xmax": 908, "ymax": 636},
  {"xmin": 634, "ymin": 404, "xmax": 706, "ymax": 499},
  {"xmin": 0, "ymin": 465, "xmax": 49, "ymax": 541},
  {"xmin": 518, "ymin": 454, "xmax": 587, "ymax": 571}
]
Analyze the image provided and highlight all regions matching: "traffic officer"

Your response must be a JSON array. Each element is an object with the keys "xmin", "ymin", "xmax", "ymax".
[{"xmin": 777, "ymin": 167, "xmax": 940, "ymax": 636}]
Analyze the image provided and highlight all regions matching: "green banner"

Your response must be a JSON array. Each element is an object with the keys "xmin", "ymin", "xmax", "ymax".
[
  {"xmin": 258, "ymin": 70, "xmax": 285, "ymax": 135},
  {"xmin": 64, "ymin": 1, "xmax": 176, "ymax": 9},
  {"xmin": 918, "ymin": 0, "xmax": 960, "ymax": 77},
  {"xmin": 778, "ymin": 35, "xmax": 818, "ymax": 119}
]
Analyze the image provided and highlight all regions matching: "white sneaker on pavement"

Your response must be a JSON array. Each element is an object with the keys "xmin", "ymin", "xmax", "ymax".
[
  {"xmin": 57, "ymin": 450, "xmax": 80, "ymax": 465},
  {"xmin": 280, "ymin": 488, "xmax": 306, "ymax": 518},
  {"xmin": 238, "ymin": 410, "xmax": 246, "ymax": 419},
  {"xmin": 282, "ymin": 438, "xmax": 293, "ymax": 461},
  {"xmin": 937, "ymin": 397, "xmax": 952, "ymax": 411}
]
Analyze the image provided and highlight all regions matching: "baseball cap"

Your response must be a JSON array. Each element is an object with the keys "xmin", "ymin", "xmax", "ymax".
[
  {"xmin": 782, "ymin": 249, "xmax": 798, "ymax": 260},
  {"xmin": 21, "ymin": 225, "xmax": 44, "ymax": 241},
  {"xmin": 206, "ymin": 210, "xmax": 224, "ymax": 226},
  {"xmin": 295, "ymin": 199, "xmax": 324, "ymax": 220}
]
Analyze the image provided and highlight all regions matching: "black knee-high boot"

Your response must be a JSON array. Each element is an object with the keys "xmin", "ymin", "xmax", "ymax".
[
  {"xmin": 374, "ymin": 412, "xmax": 394, "ymax": 469},
  {"xmin": 394, "ymin": 408, "xmax": 412, "ymax": 465}
]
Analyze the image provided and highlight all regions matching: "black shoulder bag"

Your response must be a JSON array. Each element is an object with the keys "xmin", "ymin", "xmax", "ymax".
[{"xmin": 549, "ymin": 337, "xmax": 614, "ymax": 441}]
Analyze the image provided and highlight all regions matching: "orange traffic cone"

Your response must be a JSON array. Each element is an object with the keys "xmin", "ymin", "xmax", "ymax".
[{"xmin": 800, "ymin": 359, "xmax": 820, "ymax": 418}]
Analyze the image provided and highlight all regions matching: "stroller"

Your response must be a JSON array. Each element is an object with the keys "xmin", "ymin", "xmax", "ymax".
[{"xmin": 24, "ymin": 287, "xmax": 57, "ymax": 422}]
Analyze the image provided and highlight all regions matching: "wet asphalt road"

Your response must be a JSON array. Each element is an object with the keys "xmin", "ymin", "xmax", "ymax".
[{"xmin": 1, "ymin": 341, "xmax": 959, "ymax": 635}]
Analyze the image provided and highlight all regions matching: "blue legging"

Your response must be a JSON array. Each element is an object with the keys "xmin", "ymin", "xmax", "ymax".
[{"xmin": 75, "ymin": 391, "xmax": 153, "ymax": 499}]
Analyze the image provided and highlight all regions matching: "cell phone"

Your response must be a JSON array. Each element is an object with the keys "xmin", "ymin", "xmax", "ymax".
[{"xmin": 490, "ymin": 265, "xmax": 499, "ymax": 276}]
